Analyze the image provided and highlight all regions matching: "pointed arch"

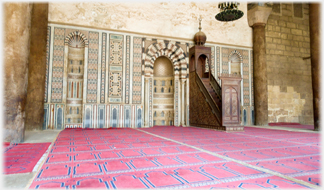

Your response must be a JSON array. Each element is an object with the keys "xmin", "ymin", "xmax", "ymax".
[
  {"xmin": 144, "ymin": 41, "xmax": 187, "ymax": 78},
  {"xmin": 228, "ymin": 50, "xmax": 243, "ymax": 75},
  {"xmin": 228, "ymin": 50, "xmax": 243, "ymax": 63}
]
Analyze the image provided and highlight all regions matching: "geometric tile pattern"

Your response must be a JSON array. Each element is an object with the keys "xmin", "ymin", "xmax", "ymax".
[
  {"xmin": 109, "ymin": 35, "xmax": 123, "ymax": 66},
  {"xmin": 51, "ymin": 27, "xmax": 65, "ymax": 103},
  {"xmin": 242, "ymin": 50, "xmax": 250, "ymax": 106},
  {"xmin": 108, "ymin": 72, "xmax": 123, "ymax": 98},
  {"xmin": 125, "ymin": 36, "xmax": 130, "ymax": 104},
  {"xmin": 221, "ymin": 47, "xmax": 229, "ymax": 74},
  {"xmin": 87, "ymin": 31, "xmax": 99, "ymax": 103},
  {"xmin": 44, "ymin": 26, "xmax": 51, "ymax": 103},
  {"xmin": 132, "ymin": 37, "xmax": 142, "ymax": 104},
  {"xmin": 100, "ymin": 33, "xmax": 107, "ymax": 103}
]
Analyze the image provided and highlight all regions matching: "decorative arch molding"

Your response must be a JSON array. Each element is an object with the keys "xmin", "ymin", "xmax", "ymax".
[
  {"xmin": 228, "ymin": 50, "xmax": 243, "ymax": 63},
  {"xmin": 65, "ymin": 31, "xmax": 88, "ymax": 48},
  {"xmin": 144, "ymin": 42, "xmax": 187, "ymax": 78}
]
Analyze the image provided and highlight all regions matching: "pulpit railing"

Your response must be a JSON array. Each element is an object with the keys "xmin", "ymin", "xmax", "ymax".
[{"xmin": 210, "ymin": 73, "xmax": 222, "ymax": 101}]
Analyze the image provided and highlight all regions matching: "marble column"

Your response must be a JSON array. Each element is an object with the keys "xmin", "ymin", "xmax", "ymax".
[
  {"xmin": 247, "ymin": 5, "xmax": 272, "ymax": 126},
  {"xmin": 144, "ymin": 77, "xmax": 149, "ymax": 127},
  {"xmin": 309, "ymin": 3, "xmax": 321, "ymax": 131},
  {"xmin": 4, "ymin": 3, "xmax": 33, "ymax": 142},
  {"xmin": 181, "ymin": 78, "xmax": 185, "ymax": 126}
]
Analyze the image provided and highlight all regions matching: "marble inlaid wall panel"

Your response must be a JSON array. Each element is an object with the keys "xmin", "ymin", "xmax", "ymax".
[
  {"xmin": 100, "ymin": 33, "xmax": 107, "ymax": 103},
  {"xmin": 132, "ymin": 37, "xmax": 142, "ymax": 104},
  {"xmin": 242, "ymin": 50, "xmax": 250, "ymax": 106},
  {"xmin": 44, "ymin": 26, "xmax": 51, "ymax": 103},
  {"xmin": 110, "ymin": 105, "xmax": 120, "ymax": 128},
  {"xmin": 87, "ymin": 31, "xmax": 99, "ymax": 103},
  {"xmin": 221, "ymin": 47, "xmax": 229, "ymax": 74},
  {"xmin": 124, "ymin": 105, "xmax": 131, "ymax": 128},
  {"xmin": 136, "ymin": 105, "xmax": 143, "ymax": 128},
  {"xmin": 55, "ymin": 104, "xmax": 64, "ymax": 129},
  {"xmin": 51, "ymin": 27, "xmax": 65, "ymax": 103},
  {"xmin": 43, "ymin": 104, "xmax": 49, "ymax": 130},
  {"xmin": 108, "ymin": 34, "xmax": 123, "ymax": 103},
  {"xmin": 125, "ymin": 36, "xmax": 131, "ymax": 104},
  {"xmin": 211, "ymin": 46, "xmax": 215, "ymax": 75},
  {"xmin": 84, "ymin": 104, "xmax": 92, "ymax": 128}
]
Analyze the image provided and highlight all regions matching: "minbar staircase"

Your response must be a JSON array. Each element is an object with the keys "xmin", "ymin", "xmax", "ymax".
[
  {"xmin": 201, "ymin": 78, "xmax": 222, "ymax": 110},
  {"xmin": 192, "ymin": 71, "xmax": 244, "ymax": 132},
  {"xmin": 188, "ymin": 45, "xmax": 243, "ymax": 131}
]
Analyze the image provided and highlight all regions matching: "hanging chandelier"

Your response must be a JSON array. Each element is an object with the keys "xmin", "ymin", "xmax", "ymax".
[{"xmin": 215, "ymin": 2, "xmax": 244, "ymax": 22}]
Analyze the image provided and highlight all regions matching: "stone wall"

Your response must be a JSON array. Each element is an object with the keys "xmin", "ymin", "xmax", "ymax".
[
  {"xmin": 48, "ymin": 2, "xmax": 252, "ymax": 47},
  {"xmin": 266, "ymin": 3, "xmax": 313, "ymax": 124}
]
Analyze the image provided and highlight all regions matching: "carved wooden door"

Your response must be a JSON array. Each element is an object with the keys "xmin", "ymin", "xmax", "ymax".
[{"xmin": 224, "ymin": 87, "xmax": 239, "ymax": 123}]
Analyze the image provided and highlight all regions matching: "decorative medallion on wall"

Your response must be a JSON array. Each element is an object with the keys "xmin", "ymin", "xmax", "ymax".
[{"xmin": 108, "ymin": 34, "xmax": 124, "ymax": 103}]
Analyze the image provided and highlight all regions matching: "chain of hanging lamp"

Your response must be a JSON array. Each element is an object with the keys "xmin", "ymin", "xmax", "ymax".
[{"xmin": 215, "ymin": 2, "xmax": 244, "ymax": 22}]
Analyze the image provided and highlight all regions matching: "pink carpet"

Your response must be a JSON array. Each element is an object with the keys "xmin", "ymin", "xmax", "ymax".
[
  {"xmin": 28, "ymin": 126, "xmax": 319, "ymax": 189},
  {"xmin": 4, "ymin": 142, "xmax": 51, "ymax": 174}
]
